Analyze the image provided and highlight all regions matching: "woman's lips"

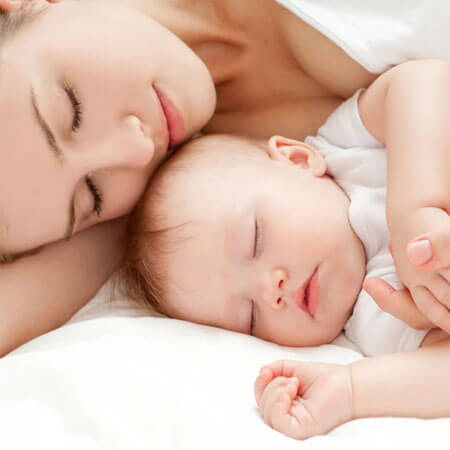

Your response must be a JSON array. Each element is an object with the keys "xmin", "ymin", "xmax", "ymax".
[
  {"xmin": 153, "ymin": 85, "xmax": 186, "ymax": 149},
  {"xmin": 294, "ymin": 268, "xmax": 320, "ymax": 317}
]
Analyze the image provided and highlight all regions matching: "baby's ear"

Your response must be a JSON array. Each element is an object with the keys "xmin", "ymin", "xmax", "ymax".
[{"xmin": 267, "ymin": 135, "xmax": 326, "ymax": 176}]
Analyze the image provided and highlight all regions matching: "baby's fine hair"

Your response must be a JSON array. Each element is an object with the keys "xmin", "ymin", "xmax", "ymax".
[
  {"xmin": 122, "ymin": 134, "xmax": 262, "ymax": 315},
  {"xmin": 122, "ymin": 138, "xmax": 205, "ymax": 316}
]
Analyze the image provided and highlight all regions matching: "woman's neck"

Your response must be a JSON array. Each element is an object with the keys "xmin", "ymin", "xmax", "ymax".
[{"xmin": 137, "ymin": 0, "xmax": 275, "ymax": 85}]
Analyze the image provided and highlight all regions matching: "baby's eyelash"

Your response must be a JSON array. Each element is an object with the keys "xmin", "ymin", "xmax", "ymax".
[
  {"xmin": 253, "ymin": 217, "xmax": 262, "ymax": 258},
  {"xmin": 250, "ymin": 300, "xmax": 256, "ymax": 335}
]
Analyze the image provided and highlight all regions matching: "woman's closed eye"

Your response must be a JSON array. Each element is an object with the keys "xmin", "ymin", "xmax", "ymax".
[
  {"xmin": 63, "ymin": 80, "xmax": 83, "ymax": 134},
  {"xmin": 85, "ymin": 174, "xmax": 103, "ymax": 217}
]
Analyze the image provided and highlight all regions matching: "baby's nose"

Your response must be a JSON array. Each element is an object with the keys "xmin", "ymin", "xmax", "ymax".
[{"xmin": 260, "ymin": 268, "xmax": 288, "ymax": 309}]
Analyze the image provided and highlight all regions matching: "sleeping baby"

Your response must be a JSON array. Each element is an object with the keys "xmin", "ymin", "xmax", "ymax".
[{"xmin": 123, "ymin": 60, "xmax": 450, "ymax": 439}]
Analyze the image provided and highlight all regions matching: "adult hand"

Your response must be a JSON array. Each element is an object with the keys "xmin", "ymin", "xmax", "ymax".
[
  {"xmin": 0, "ymin": 0, "xmax": 60, "ymax": 12},
  {"xmin": 254, "ymin": 360, "xmax": 353, "ymax": 439},
  {"xmin": 364, "ymin": 216, "xmax": 450, "ymax": 333}
]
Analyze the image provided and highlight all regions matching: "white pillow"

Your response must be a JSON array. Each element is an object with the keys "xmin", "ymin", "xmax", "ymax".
[{"xmin": 1, "ymin": 283, "xmax": 448, "ymax": 449}]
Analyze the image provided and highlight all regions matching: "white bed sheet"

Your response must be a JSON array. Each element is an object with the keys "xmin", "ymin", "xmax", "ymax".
[{"xmin": 1, "ymin": 282, "xmax": 449, "ymax": 450}]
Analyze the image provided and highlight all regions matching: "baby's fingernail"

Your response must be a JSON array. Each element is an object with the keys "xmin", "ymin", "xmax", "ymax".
[
  {"xmin": 408, "ymin": 239, "xmax": 432, "ymax": 265},
  {"xmin": 288, "ymin": 377, "xmax": 297, "ymax": 383}
]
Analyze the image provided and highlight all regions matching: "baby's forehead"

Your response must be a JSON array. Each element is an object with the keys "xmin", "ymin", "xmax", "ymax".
[
  {"xmin": 186, "ymin": 134, "xmax": 264, "ymax": 156},
  {"xmin": 176, "ymin": 134, "xmax": 267, "ymax": 172},
  {"xmin": 141, "ymin": 134, "xmax": 267, "ymax": 222}
]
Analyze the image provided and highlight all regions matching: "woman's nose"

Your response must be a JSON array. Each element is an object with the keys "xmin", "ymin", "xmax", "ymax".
[
  {"xmin": 82, "ymin": 115, "xmax": 156, "ymax": 172},
  {"xmin": 260, "ymin": 268, "xmax": 288, "ymax": 309}
]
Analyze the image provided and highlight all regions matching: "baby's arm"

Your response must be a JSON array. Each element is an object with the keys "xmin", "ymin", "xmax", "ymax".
[
  {"xmin": 358, "ymin": 60, "xmax": 450, "ymax": 332},
  {"xmin": 254, "ymin": 337, "xmax": 450, "ymax": 439},
  {"xmin": 0, "ymin": 218, "xmax": 126, "ymax": 357}
]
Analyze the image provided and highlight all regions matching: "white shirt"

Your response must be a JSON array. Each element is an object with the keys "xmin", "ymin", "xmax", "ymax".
[
  {"xmin": 275, "ymin": 0, "xmax": 450, "ymax": 73},
  {"xmin": 305, "ymin": 91, "xmax": 428, "ymax": 356}
]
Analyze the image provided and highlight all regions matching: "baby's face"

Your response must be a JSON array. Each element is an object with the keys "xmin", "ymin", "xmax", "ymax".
[{"xmin": 159, "ymin": 136, "xmax": 366, "ymax": 346}]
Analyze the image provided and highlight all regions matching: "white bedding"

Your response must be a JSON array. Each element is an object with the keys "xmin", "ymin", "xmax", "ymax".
[{"xmin": 1, "ymin": 282, "xmax": 449, "ymax": 449}]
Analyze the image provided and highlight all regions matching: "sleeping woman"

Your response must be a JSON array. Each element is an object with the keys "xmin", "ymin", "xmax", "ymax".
[{"xmin": 0, "ymin": 0, "xmax": 449, "ymax": 355}]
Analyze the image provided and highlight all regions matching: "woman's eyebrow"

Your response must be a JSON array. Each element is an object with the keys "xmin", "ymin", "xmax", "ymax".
[
  {"xmin": 30, "ymin": 87, "xmax": 76, "ymax": 241},
  {"xmin": 30, "ymin": 87, "xmax": 64, "ymax": 162},
  {"xmin": 0, "ymin": 246, "xmax": 44, "ymax": 265}
]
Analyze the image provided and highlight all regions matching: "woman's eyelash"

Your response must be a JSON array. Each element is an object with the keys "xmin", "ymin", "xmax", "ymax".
[
  {"xmin": 85, "ymin": 175, "xmax": 103, "ymax": 217},
  {"xmin": 253, "ymin": 217, "xmax": 262, "ymax": 258},
  {"xmin": 63, "ymin": 80, "xmax": 83, "ymax": 133}
]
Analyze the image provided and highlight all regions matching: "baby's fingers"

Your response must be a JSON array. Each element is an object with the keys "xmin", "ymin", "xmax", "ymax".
[
  {"xmin": 271, "ymin": 396, "xmax": 319, "ymax": 440},
  {"xmin": 260, "ymin": 377, "xmax": 298, "ymax": 424},
  {"xmin": 254, "ymin": 368, "xmax": 274, "ymax": 407},
  {"xmin": 270, "ymin": 394, "xmax": 308, "ymax": 439}
]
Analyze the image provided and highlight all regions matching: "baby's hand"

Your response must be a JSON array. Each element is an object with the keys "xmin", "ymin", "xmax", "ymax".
[
  {"xmin": 366, "ymin": 208, "xmax": 450, "ymax": 333},
  {"xmin": 254, "ymin": 360, "xmax": 353, "ymax": 440},
  {"xmin": 0, "ymin": 0, "xmax": 60, "ymax": 12}
]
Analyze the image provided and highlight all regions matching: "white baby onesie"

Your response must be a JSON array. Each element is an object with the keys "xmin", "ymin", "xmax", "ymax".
[
  {"xmin": 275, "ymin": 0, "xmax": 450, "ymax": 73},
  {"xmin": 305, "ymin": 91, "xmax": 429, "ymax": 356}
]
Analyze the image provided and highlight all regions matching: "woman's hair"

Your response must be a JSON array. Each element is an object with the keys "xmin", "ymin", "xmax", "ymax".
[
  {"xmin": 0, "ymin": 4, "xmax": 46, "ymax": 42},
  {"xmin": 0, "ymin": 5, "xmax": 50, "ymax": 265}
]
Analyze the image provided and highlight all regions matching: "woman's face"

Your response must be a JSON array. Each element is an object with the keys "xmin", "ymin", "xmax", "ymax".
[{"xmin": 0, "ymin": 0, "xmax": 216, "ymax": 258}]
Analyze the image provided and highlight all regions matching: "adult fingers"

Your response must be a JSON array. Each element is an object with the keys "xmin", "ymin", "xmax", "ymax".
[
  {"xmin": 423, "ymin": 275, "xmax": 450, "ymax": 310},
  {"xmin": 363, "ymin": 278, "xmax": 434, "ymax": 330},
  {"xmin": 410, "ymin": 285, "xmax": 450, "ymax": 335},
  {"xmin": 408, "ymin": 231, "xmax": 450, "ymax": 272}
]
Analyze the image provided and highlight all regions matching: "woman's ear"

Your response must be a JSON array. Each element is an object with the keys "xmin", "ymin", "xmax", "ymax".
[{"xmin": 267, "ymin": 135, "xmax": 327, "ymax": 176}]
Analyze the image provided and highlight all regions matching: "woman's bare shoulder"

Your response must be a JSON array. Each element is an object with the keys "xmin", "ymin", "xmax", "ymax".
[{"xmin": 274, "ymin": 2, "xmax": 377, "ymax": 98}]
